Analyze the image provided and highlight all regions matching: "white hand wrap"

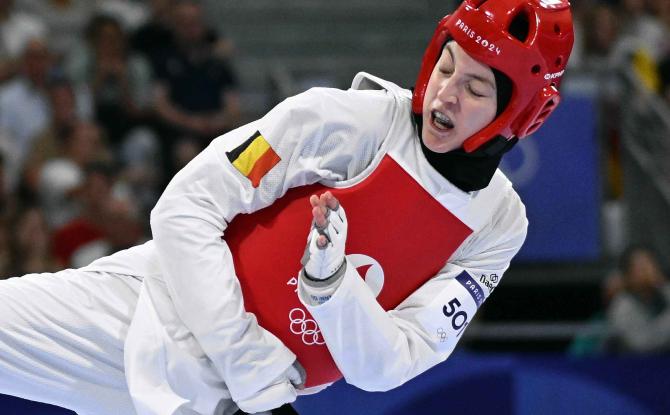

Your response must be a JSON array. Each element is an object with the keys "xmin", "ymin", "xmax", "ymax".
[
  {"xmin": 235, "ymin": 361, "xmax": 305, "ymax": 413},
  {"xmin": 302, "ymin": 203, "xmax": 348, "ymax": 280}
]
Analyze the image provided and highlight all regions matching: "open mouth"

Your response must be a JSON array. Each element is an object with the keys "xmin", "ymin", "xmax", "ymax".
[{"xmin": 431, "ymin": 110, "xmax": 454, "ymax": 131}]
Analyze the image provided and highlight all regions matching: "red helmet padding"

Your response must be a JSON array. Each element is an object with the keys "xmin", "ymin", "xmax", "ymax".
[{"xmin": 412, "ymin": 0, "xmax": 574, "ymax": 152}]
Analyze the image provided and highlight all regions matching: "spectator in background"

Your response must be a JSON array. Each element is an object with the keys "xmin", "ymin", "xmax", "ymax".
[
  {"xmin": 20, "ymin": 77, "xmax": 92, "ymax": 202},
  {"xmin": 649, "ymin": 0, "xmax": 670, "ymax": 55},
  {"xmin": 15, "ymin": 0, "xmax": 94, "ymax": 61},
  {"xmin": 606, "ymin": 245, "xmax": 670, "ymax": 354},
  {"xmin": 608, "ymin": 0, "xmax": 668, "ymax": 92},
  {"xmin": 573, "ymin": 3, "xmax": 626, "ymax": 205},
  {"xmin": 38, "ymin": 120, "xmax": 109, "ymax": 228},
  {"xmin": 115, "ymin": 125, "xmax": 163, "ymax": 221},
  {"xmin": 95, "ymin": 0, "xmax": 148, "ymax": 33},
  {"xmin": 65, "ymin": 13, "xmax": 163, "ymax": 213},
  {"xmin": 7, "ymin": 206, "xmax": 56, "ymax": 276},
  {"xmin": 0, "ymin": 37, "xmax": 54, "ymax": 192},
  {"xmin": 130, "ymin": 0, "xmax": 175, "ymax": 73},
  {"xmin": 579, "ymin": 3, "xmax": 620, "ymax": 72},
  {"xmin": 569, "ymin": 271, "xmax": 623, "ymax": 356},
  {"xmin": 65, "ymin": 14, "xmax": 153, "ymax": 153},
  {"xmin": 52, "ymin": 162, "xmax": 143, "ymax": 269},
  {"xmin": 618, "ymin": 0, "xmax": 668, "ymax": 58},
  {"xmin": 0, "ymin": 0, "xmax": 46, "ymax": 83},
  {"xmin": 132, "ymin": 0, "xmax": 234, "ymax": 78},
  {"xmin": 152, "ymin": 0, "xmax": 241, "ymax": 176}
]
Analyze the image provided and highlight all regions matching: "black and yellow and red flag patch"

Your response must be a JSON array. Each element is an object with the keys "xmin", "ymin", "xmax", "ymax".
[{"xmin": 226, "ymin": 131, "xmax": 281, "ymax": 188}]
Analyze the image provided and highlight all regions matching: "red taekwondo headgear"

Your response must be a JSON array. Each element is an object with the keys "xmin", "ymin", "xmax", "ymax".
[{"xmin": 412, "ymin": 0, "xmax": 574, "ymax": 153}]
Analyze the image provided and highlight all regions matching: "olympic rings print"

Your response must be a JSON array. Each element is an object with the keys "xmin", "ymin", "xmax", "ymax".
[{"xmin": 289, "ymin": 308, "xmax": 325, "ymax": 345}]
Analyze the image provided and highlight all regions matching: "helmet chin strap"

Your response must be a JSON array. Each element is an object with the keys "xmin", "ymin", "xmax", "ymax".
[{"xmin": 412, "ymin": 112, "xmax": 518, "ymax": 192}]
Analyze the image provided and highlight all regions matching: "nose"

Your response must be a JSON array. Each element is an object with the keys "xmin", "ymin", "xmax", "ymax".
[{"xmin": 436, "ymin": 78, "xmax": 459, "ymax": 106}]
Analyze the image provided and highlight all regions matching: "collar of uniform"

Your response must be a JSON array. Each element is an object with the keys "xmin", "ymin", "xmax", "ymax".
[{"xmin": 412, "ymin": 113, "xmax": 516, "ymax": 192}]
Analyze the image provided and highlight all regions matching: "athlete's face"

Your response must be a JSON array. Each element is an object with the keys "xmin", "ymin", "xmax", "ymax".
[{"xmin": 421, "ymin": 41, "xmax": 497, "ymax": 153}]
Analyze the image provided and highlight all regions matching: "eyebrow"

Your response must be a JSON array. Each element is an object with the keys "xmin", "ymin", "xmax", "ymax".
[{"xmin": 445, "ymin": 43, "xmax": 497, "ymax": 90}]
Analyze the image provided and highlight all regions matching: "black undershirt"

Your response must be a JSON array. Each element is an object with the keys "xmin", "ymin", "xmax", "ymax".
[{"xmin": 412, "ymin": 113, "xmax": 517, "ymax": 192}]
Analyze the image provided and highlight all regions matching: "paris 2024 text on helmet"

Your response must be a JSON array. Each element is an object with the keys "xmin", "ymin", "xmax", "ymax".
[{"xmin": 412, "ymin": 0, "xmax": 575, "ymax": 152}]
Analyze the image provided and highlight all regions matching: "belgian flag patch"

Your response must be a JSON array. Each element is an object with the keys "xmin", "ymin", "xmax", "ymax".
[{"xmin": 226, "ymin": 131, "xmax": 281, "ymax": 188}]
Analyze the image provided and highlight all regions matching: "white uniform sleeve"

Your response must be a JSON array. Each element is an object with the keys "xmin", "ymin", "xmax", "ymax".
[
  {"xmin": 299, "ymin": 187, "xmax": 527, "ymax": 391},
  {"xmin": 150, "ymin": 87, "xmax": 393, "ymax": 401}
]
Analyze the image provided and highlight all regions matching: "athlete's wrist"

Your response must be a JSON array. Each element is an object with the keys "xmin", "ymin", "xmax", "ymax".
[{"xmin": 301, "ymin": 259, "xmax": 347, "ymax": 286}]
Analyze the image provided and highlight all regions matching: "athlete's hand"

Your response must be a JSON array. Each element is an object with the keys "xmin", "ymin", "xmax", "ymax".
[
  {"xmin": 235, "ymin": 360, "xmax": 305, "ymax": 413},
  {"xmin": 301, "ymin": 191, "xmax": 348, "ymax": 280}
]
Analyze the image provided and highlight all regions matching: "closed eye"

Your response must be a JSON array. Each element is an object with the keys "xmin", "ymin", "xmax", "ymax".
[
  {"xmin": 439, "ymin": 67, "xmax": 454, "ymax": 76},
  {"xmin": 467, "ymin": 84, "xmax": 485, "ymax": 97}
]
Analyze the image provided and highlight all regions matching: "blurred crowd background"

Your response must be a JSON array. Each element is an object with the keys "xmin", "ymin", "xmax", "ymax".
[{"xmin": 1, "ymin": 0, "xmax": 670, "ymax": 359}]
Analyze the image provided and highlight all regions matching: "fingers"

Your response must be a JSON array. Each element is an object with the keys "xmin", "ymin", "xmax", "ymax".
[
  {"xmin": 310, "ymin": 206, "xmax": 328, "ymax": 248},
  {"xmin": 310, "ymin": 191, "xmax": 340, "ymax": 249},
  {"xmin": 311, "ymin": 192, "xmax": 339, "ymax": 226},
  {"xmin": 312, "ymin": 206, "xmax": 326, "ymax": 228},
  {"xmin": 310, "ymin": 194, "xmax": 328, "ymax": 224},
  {"xmin": 317, "ymin": 191, "xmax": 339, "ymax": 211},
  {"xmin": 310, "ymin": 192, "xmax": 339, "ymax": 212}
]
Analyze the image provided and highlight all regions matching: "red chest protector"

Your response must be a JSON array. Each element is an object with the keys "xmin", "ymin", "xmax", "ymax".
[{"xmin": 224, "ymin": 155, "xmax": 473, "ymax": 387}]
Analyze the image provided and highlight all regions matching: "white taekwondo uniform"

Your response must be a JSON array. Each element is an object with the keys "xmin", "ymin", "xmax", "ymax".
[{"xmin": 0, "ymin": 73, "xmax": 527, "ymax": 415}]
